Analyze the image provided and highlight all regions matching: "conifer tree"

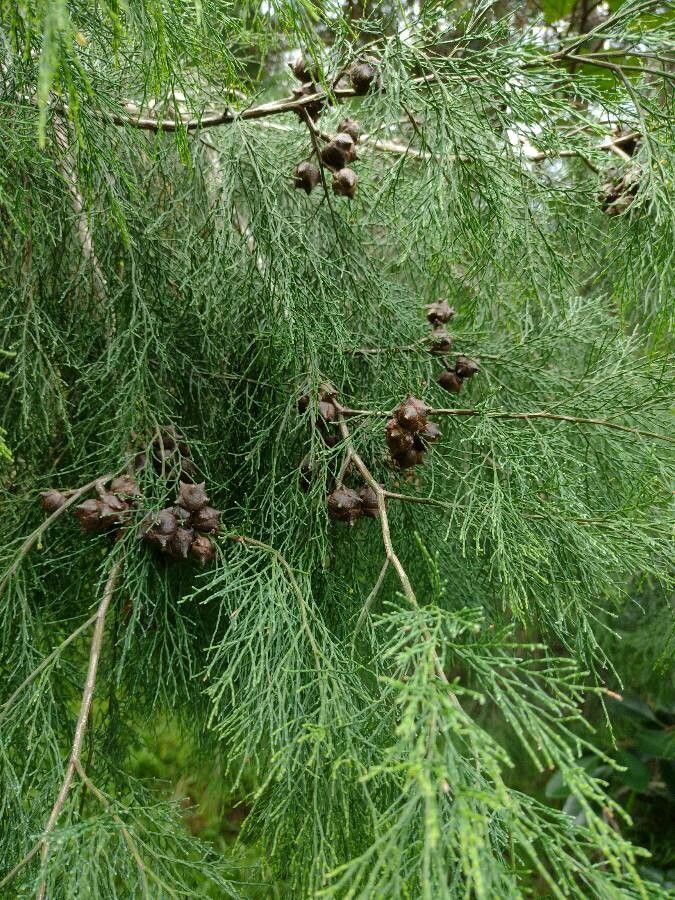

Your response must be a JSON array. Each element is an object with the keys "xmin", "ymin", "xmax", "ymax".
[{"xmin": 1, "ymin": 0, "xmax": 674, "ymax": 896}]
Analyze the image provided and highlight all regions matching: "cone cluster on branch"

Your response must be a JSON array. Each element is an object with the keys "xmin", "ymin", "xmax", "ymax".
[
  {"xmin": 41, "ymin": 474, "xmax": 140, "ymax": 536},
  {"xmin": 426, "ymin": 297, "xmax": 455, "ymax": 354},
  {"xmin": 40, "ymin": 429, "xmax": 217, "ymax": 565},
  {"xmin": 424, "ymin": 299, "xmax": 480, "ymax": 395},
  {"xmin": 298, "ymin": 383, "xmax": 341, "ymax": 448},
  {"xmin": 437, "ymin": 355, "xmax": 480, "ymax": 394},
  {"xmin": 141, "ymin": 480, "xmax": 218, "ymax": 565},
  {"xmin": 289, "ymin": 55, "xmax": 325, "ymax": 121},
  {"xmin": 600, "ymin": 165, "xmax": 641, "ymax": 216},
  {"xmin": 348, "ymin": 59, "xmax": 380, "ymax": 95},
  {"xmin": 291, "ymin": 55, "xmax": 368, "ymax": 200},
  {"xmin": 386, "ymin": 396, "xmax": 440, "ymax": 469}
]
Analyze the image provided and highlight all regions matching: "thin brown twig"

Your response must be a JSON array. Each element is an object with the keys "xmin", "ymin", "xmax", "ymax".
[
  {"xmin": 351, "ymin": 558, "xmax": 390, "ymax": 648},
  {"xmin": 109, "ymin": 72, "xmax": 437, "ymax": 134},
  {"xmin": 53, "ymin": 115, "xmax": 109, "ymax": 317},
  {"xmin": 35, "ymin": 558, "xmax": 123, "ymax": 900},
  {"xmin": 335, "ymin": 404, "xmax": 673, "ymax": 444},
  {"xmin": 0, "ymin": 474, "xmax": 115, "ymax": 602},
  {"xmin": 111, "ymin": 86, "xmax": 359, "ymax": 132},
  {"xmin": 0, "ymin": 559, "xmax": 123, "ymax": 894},
  {"xmin": 335, "ymin": 450, "xmax": 354, "ymax": 488}
]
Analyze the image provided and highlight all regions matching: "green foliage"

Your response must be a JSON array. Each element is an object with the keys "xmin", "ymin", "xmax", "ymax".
[{"xmin": 0, "ymin": 0, "xmax": 674, "ymax": 896}]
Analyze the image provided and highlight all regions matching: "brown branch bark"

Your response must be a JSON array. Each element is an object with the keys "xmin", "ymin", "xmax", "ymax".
[
  {"xmin": 36, "ymin": 558, "xmax": 123, "ymax": 899},
  {"xmin": 0, "ymin": 559, "xmax": 123, "ymax": 894}
]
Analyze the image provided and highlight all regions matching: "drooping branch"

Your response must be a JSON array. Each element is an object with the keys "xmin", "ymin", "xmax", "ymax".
[
  {"xmin": 36, "ymin": 558, "xmax": 123, "ymax": 898},
  {"xmin": 228, "ymin": 535, "xmax": 323, "ymax": 676},
  {"xmin": 336, "ymin": 404, "xmax": 674, "ymax": 444},
  {"xmin": 0, "ymin": 558, "xmax": 123, "ymax": 895},
  {"xmin": 53, "ymin": 116, "xmax": 110, "ymax": 317},
  {"xmin": 337, "ymin": 415, "xmax": 416, "ymax": 606},
  {"xmin": 73, "ymin": 760, "xmax": 151, "ymax": 899},
  {"xmin": 336, "ymin": 413, "xmax": 458, "ymax": 693},
  {"xmin": 0, "ymin": 611, "xmax": 99, "ymax": 726}
]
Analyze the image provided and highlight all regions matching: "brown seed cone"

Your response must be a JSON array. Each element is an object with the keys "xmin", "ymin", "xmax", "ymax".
[
  {"xmin": 391, "ymin": 448, "xmax": 425, "ymax": 469},
  {"xmin": 430, "ymin": 327, "xmax": 452, "ymax": 354},
  {"xmin": 191, "ymin": 534, "xmax": 216, "ymax": 566},
  {"xmin": 290, "ymin": 55, "xmax": 315, "ymax": 83},
  {"xmin": 394, "ymin": 396, "xmax": 428, "ymax": 432},
  {"xmin": 420, "ymin": 421, "xmax": 442, "ymax": 443},
  {"xmin": 327, "ymin": 486, "xmax": 363, "ymax": 524},
  {"xmin": 110, "ymin": 475, "xmax": 141, "ymax": 499},
  {"xmin": 332, "ymin": 168, "xmax": 358, "ymax": 198},
  {"xmin": 359, "ymin": 485, "xmax": 380, "ymax": 518},
  {"xmin": 74, "ymin": 499, "xmax": 110, "ymax": 534},
  {"xmin": 168, "ymin": 527, "xmax": 195, "ymax": 560},
  {"xmin": 177, "ymin": 481, "xmax": 209, "ymax": 512},
  {"xmin": 144, "ymin": 529, "xmax": 172, "ymax": 552},
  {"xmin": 292, "ymin": 83, "xmax": 324, "ymax": 120},
  {"xmin": 333, "ymin": 131, "xmax": 356, "ymax": 162},
  {"xmin": 140, "ymin": 506, "xmax": 178, "ymax": 547},
  {"xmin": 294, "ymin": 161, "xmax": 320, "ymax": 195},
  {"xmin": 437, "ymin": 369, "xmax": 463, "ymax": 394},
  {"xmin": 338, "ymin": 117, "xmax": 360, "ymax": 142},
  {"xmin": 386, "ymin": 419, "xmax": 415, "ymax": 454},
  {"xmin": 350, "ymin": 61, "xmax": 377, "ymax": 95},
  {"xmin": 152, "ymin": 426, "xmax": 184, "ymax": 452},
  {"xmin": 133, "ymin": 451, "xmax": 148, "ymax": 471},
  {"xmin": 41, "ymin": 489, "xmax": 67, "ymax": 514},
  {"xmin": 321, "ymin": 431, "xmax": 340, "ymax": 449},
  {"xmin": 297, "ymin": 394, "xmax": 310, "ymax": 414},
  {"xmin": 152, "ymin": 445, "xmax": 175, "ymax": 473},
  {"xmin": 178, "ymin": 456, "xmax": 197, "ymax": 480},
  {"xmin": 321, "ymin": 140, "xmax": 348, "ymax": 171},
  {"xmin": 172, "ymin": 505, "xmax": 192, "ymax": 526},
  {"xmin": 192, "ymin": 505, "xmax": 220, "ymax": 533},
  {"xmin": 97, "ymin": 493, "xmax": 130, "ymax": 528},
  {"xmin": 454, "ymin": 356, "xmax": 480, "ymax": 379},
  {"xmin": 425, "ymin": 299, "xmax": 455, "ymax": 324},
  {"xmin": 318, "ymin": 400, "xmax": 337, "ymax": 423}
]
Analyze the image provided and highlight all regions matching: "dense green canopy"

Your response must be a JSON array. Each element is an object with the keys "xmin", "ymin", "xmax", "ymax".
[{"xmin": 1, "ymin": 0, "xmax": 673, "ymax": 896}]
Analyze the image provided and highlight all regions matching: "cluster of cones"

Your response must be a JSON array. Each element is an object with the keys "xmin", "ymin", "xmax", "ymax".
[
  {"xmin": 424, "ymin": 298, "xmax": 480, "ymax": 394},
  {"xmin": 41, "ymin": 475, "xmax": 140, "ymax": 534},
  {"xmin": 40, "ymin": 429, "xmax": 218, "ymax": 566},
  {"xmin": 140, "ymin": 481, "xmax": 218, "ymax": 565},
  {"xmin": 294, "ymin": 116, "xmax": 362, "ymax": 199},
  {"xmin": 426, "ymin": 298, "xmax": 455, "ymax": 354},
  {"xmin": 386, "ymin": 396, "xmax": 440, "ymax": 469},
  {"xmin": 298, "ymin": 384, "xmax": 341, "ymax": 448},
  {"xmin": 291, "ymin": 52, "xmax": 379, "ymax": 200},
  {"xmin": 600, "ymin": 165, "xmax": 641, "ymax": 216}
]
